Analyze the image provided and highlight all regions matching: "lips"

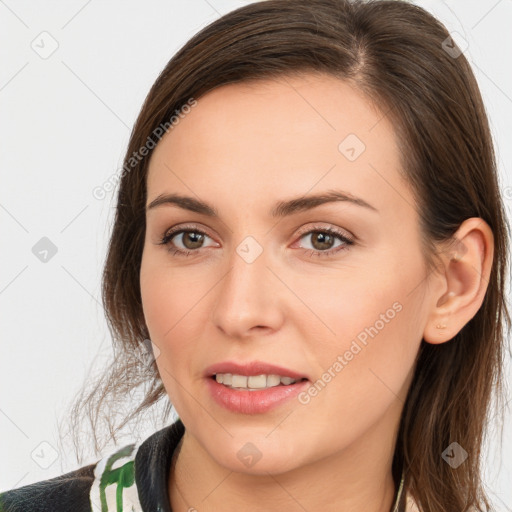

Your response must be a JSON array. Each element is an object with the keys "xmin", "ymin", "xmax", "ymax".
[
  {"xmin": 205, "ymin": 373, "xmax": 310, "ymax": 414},
  {"xmin": 203, "ymin": 360, "xmax": 310, "ymax": 381}
]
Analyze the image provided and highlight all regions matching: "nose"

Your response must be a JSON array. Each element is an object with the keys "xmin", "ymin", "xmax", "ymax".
[{"xmin": 211, "ymin": 240, "xmax": 284, "ymax": 339}]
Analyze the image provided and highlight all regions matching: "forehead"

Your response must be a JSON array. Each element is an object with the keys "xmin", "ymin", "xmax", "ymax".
[{"xmin": 146, "ymin": 73, "xmax": 413, "ymax": 219}]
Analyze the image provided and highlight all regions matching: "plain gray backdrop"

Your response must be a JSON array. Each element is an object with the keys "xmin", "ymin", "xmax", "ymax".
[{"xmin": 1, "ymin": 0, "xmax": 511, "ymax": 509}]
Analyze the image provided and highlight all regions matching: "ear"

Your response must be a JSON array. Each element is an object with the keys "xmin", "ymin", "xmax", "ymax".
[{"xmin": 423, "ymin": 217, "xmax": 494, "ymax": 344}]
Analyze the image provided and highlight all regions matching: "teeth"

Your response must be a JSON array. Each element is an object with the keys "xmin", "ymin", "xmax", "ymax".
[
  {"xmin": 214, "ymin": 373, "xmax": 300, "ymax": 390},
  {"xmin": 266, "ymin": 375, "xmax": 281, "ymax": 387},
  {"xmin": 232, "ymin": 375, "xmax": 248, "ymax": 388}
]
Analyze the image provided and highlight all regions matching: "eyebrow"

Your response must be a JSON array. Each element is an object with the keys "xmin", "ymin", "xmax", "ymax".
[{"xmin": 146, "ymin": 190, "xmax": 378, "ymax": 217}]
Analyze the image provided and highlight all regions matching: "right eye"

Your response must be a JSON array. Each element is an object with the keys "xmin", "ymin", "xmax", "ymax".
[{"xmin": 158, "ymin": 225, "xmax": 218, "ymax": 257}]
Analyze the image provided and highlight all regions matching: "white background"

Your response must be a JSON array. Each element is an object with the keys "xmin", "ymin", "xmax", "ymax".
[{"xmin": 1, "ymin": 0, "xmax": 511, "ymax": 509}]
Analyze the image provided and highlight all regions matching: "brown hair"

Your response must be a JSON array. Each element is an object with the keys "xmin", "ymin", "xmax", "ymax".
[{"xmin": 62, "ymin": 1, "xmax": 511, "ymax": 510}]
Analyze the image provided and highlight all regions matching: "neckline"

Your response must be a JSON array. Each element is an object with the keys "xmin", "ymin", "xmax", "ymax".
[{"xmin": 136, "ymin": 419, "xmax": 408, "ymax": 512}]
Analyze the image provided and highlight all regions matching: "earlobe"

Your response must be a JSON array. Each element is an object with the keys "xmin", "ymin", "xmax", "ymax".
[{"xmin": 423, "ymin": 218, "xmax": 494, "ymax": 345}]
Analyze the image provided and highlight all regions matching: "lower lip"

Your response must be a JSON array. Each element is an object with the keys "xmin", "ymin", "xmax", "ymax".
[{"xmin": 205, "ymin": 377, "xmax": 310, "ymax": 414}]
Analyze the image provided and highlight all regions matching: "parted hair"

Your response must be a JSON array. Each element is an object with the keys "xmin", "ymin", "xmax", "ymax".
[{"xmin": 64, "ymin": 1, "xmax": 510, "ymax": 510}]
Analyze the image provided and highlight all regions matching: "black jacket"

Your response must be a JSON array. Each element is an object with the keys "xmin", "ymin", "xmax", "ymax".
[{"xmin": 0, "ymin": 419, "xmax": 414, "ymax": 511}]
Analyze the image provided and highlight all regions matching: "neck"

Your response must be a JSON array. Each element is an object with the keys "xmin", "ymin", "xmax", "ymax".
[{"xmin": 168, "ymin": 413, "xmax": 401, "ymax": 512}]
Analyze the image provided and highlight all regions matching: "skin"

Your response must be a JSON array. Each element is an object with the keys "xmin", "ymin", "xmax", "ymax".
[{"xmin": 139, "ymin": 73, "xmax": 494, "ymax": 512}]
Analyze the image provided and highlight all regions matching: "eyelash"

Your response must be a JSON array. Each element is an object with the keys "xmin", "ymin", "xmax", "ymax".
[{"xmin": 158, "ymin": 223, "xmax": 355, "ymax": 259}]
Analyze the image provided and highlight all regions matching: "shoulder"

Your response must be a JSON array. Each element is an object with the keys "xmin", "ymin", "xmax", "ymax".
[
  {"xmin": 0, "ymin": 463, "xmax": 97, "ymax": 512},
  {"xmin": 0, "ymin": 420, "xmax": 186, "ymax": 512},
  {"xmin": 0, "ymin": 443, "xmax": 140, "ymax": 512}
]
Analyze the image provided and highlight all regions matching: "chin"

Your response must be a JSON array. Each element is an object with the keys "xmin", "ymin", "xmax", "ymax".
[
  {"xmin": 202, "ymin": 433, "xmax": 308, "ymax": 476},
  {"xmin": 220, "ymin": 451, "xmax": 301, "ymax": 476}
]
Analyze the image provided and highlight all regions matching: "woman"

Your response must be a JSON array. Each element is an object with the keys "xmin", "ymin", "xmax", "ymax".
[{"xmin": 1, "ymin": 0, "xmax": 509, "ymax": 511}]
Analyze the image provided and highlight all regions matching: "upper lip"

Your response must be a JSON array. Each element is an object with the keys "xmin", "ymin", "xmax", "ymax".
[{"xmin": 204, "ymin": 361, "xmax": 309, "ymax": 380}]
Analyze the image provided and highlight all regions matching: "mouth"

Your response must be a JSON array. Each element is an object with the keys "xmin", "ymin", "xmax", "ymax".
[
  {"xmin": 206, "ymin": 374, "xmax": 310, "ymax": 414},
  {"xmin": 203, "ymin": 361, "xmax": 311, "ymax": 414},
  {"xmin": 210, "ymin": 373, "xmax": 309, "ymax": 391}
]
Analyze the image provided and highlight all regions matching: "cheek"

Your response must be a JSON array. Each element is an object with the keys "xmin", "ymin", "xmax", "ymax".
[
  {"xmin": 140, "ymin": 251, "xmax": 197, "ymax": 338},
  {"xmin": 313, "ymin": 243, "xmax": 426, "ymax": 349},
  {"xmin": 302, "ymin": 265, "xmax": 420, "ymax": 405},
  {"xmin": 294, "ymin": 267, "xmax": 401, "ymax": 351},
  {"xmin": 140, "ymin": 268, "xmax": 171, "ymax": 338},
  {"xmin": 140, "ymin": 253, "xmax": 210, "ymax": 374},
  {"xmin": 140, "ymin": 255, "xmax": 185, "ymax": 371},
  {"xmin": 140, "ymin": 260, "xmax": 194, "ymax": 409}
]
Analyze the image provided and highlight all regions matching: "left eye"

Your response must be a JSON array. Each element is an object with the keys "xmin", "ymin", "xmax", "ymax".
[{"xmin": 295, "ymin": 228, "xmax": 354, "ymax": 256}]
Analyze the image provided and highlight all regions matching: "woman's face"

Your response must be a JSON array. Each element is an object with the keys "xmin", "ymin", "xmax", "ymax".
[{"xmin": 140, "ymin": 73, "xmax": 434, "ymax": 474}]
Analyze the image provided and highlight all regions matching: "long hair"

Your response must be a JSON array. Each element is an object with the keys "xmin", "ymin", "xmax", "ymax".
[{"xmin": 63, "ymin": 1, "xmax": 511, "ymax": 510}]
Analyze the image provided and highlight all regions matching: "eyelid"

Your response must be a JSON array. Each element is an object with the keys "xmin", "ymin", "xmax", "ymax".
[
  {"xmin": 295, "ymin": 222, "xmax": 355, "ymax": 242},
  {"xmin": 161, "ymin": 222, "xmax": 213, "ymax": 237},
  {"xmin": 160, "ymin": 221, "xmax": 354, "ymax": 241}
]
